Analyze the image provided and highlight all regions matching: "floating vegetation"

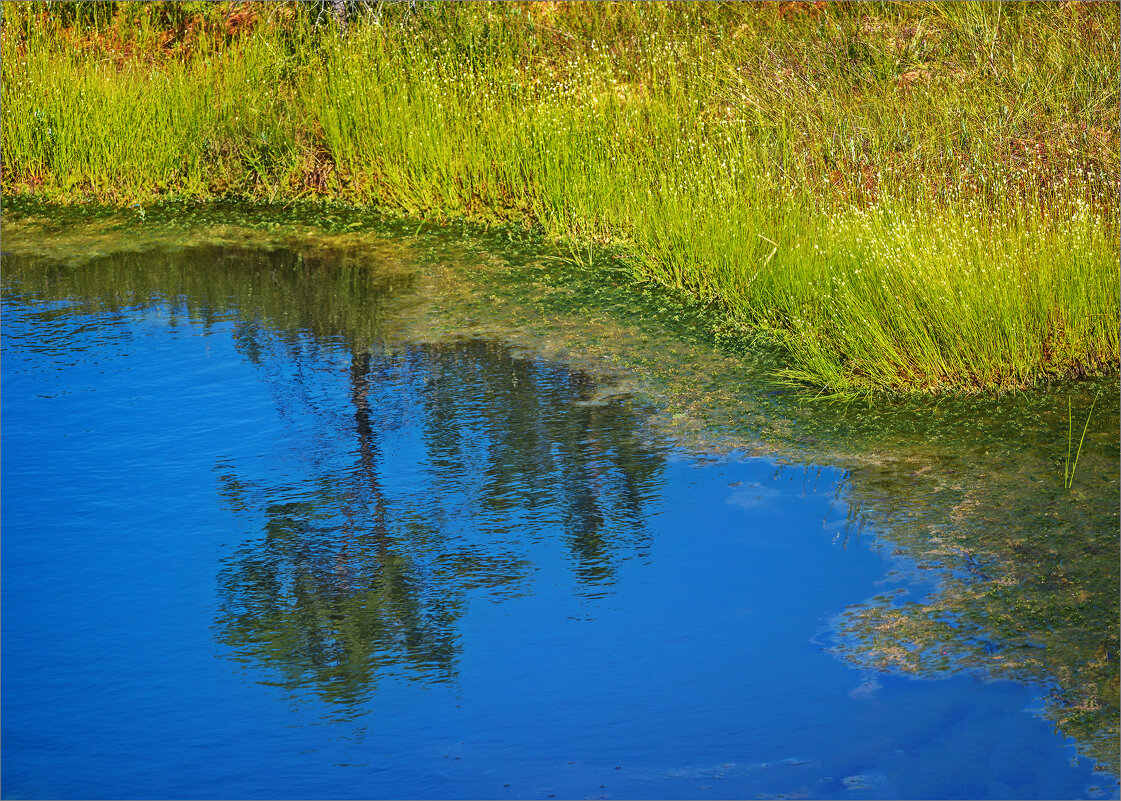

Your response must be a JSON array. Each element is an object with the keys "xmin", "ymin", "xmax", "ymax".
[{"xmin": 833, "ymin": 441, "xmax": 1119, "ymax": 774}]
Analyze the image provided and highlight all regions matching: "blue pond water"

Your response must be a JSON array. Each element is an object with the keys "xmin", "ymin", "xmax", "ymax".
[{"xmin": 1, "ymin": 250, "xmax": 1113, "ymax": 800}]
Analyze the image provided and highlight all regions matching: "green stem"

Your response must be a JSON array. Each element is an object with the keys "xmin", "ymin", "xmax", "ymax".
[{"xmin": 1066, "ymin": 393, "xmax": 1099, "ymax": 490}]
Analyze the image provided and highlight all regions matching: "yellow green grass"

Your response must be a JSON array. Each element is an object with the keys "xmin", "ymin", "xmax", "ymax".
[{"xmin": 2, "ymin": 1, "xmax": 1117, "ymax": 394}]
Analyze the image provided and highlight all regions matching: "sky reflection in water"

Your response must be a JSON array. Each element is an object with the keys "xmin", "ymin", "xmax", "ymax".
[{"xmin": 1, "ymin": 242, "xmax": 1116, "ymax": 800}]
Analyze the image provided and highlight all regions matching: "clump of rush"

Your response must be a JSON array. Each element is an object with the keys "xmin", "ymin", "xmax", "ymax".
[{"xmin": 2, "ymin": 1, "xmax": 1117, "ymax": 394}]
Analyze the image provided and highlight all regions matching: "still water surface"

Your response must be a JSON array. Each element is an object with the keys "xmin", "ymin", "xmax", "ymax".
[{"xmin": 2, "ymin": 219, "xmax": 1117, "ymax": 800}]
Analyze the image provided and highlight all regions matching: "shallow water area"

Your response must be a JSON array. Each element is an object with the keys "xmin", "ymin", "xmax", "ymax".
[{"xmin": 2, "ymin": 207, "xmax": 1117, "ymax": 800}]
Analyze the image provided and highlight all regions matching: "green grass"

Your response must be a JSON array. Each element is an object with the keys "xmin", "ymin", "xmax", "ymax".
[{"xmin": 2, "ymin": 0, "xmax": 1118, "ymax": 394}]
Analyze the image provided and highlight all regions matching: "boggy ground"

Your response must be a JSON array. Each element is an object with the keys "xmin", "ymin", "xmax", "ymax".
[{"xmin": 1, "ymin": 0, "xmax": 1118, "ymax": 394}]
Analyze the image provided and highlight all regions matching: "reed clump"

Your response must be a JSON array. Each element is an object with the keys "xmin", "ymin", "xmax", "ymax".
[{"xmin": 2, "ymin": 1, "xmax": 1117, "ymax": 394}]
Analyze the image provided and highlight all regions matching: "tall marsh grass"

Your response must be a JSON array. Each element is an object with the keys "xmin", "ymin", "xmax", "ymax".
[{"xmin": 2, "ymin": 1, "xmax": 1117, "ymax": 393}]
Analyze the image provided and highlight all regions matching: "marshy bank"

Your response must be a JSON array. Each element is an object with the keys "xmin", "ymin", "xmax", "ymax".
[
  {"xmin": 2, "ymin": 0, "xmax": 1117, "ymax": 394},
  {"xmin": 2, "ymin": 5, "xmax": 1119, "ymax": 794}
]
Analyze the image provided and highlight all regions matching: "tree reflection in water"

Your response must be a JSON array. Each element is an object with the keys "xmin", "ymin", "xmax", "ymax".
[
  {"xmin": 0, "ymin": 240, "xmax": 667, "ymax": 711},
  {"xmin": 214, "ymin": 328, "xmax": 666, "ymax": 711},
  {"xmin": 4, "ymin": 225, "xmax": 1116, "ymax": 772}
]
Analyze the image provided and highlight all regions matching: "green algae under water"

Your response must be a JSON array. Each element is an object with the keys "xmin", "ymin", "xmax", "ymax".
[{"xmin": 2, "ymin": 199, "xmax": 1118, "ymax": 777}]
